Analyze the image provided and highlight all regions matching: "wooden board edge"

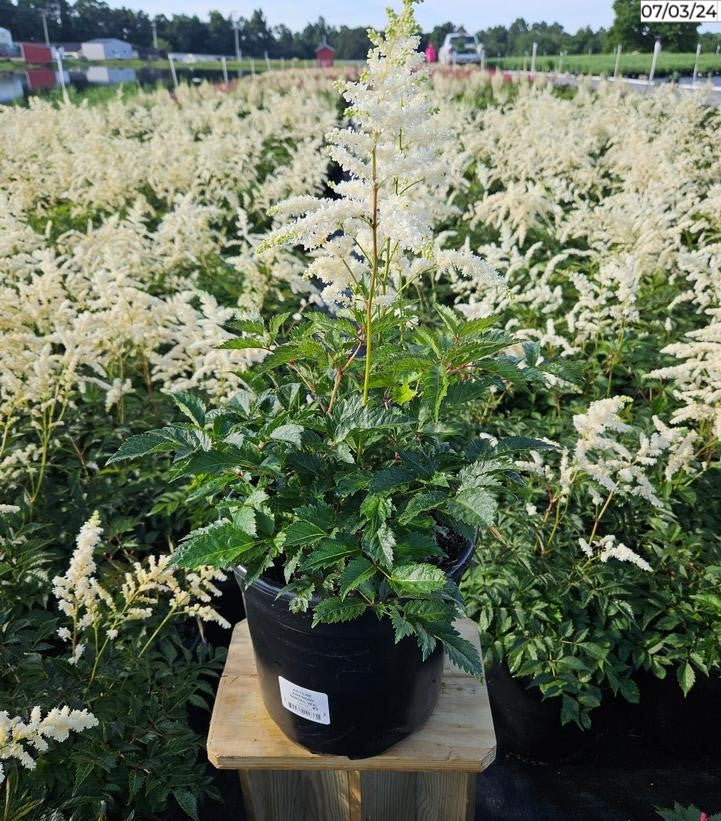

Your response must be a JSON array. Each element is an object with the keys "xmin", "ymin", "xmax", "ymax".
[{"xmin": 207, "ymin": 747, "xmax": 498, "ymax": 772}]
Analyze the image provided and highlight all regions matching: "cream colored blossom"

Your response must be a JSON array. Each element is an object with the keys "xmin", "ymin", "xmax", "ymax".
[{"xmin": 0, "ymin": 707, "xmax": 98, "ymax": 783}]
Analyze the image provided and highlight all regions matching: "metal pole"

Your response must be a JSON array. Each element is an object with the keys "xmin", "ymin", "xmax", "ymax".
[
  {"xmin": 168, "ymin": 53, "xmax": 178, "ymax": 88},
  {"xmin": 692, "ymin": 42, "xmax": 701, "ymax": 87},
  {"xmin": 221, "ymin": 55, "xmax": 228, "ymax": 83},
  {"xmin": 264, "ymin": 50, "xmax": 270, "ymax": 71},
  {"xmin": 41, "ymin": 9, "xmax": 50, "ymax": 46},
  {"xmin": 55, "ymin": 50, "xmax": 69, "ymax": 104},
  {"xmin": 233, "ymin": 21, "xmax": 240, "ymax": 62},
  {"xmin": 530, "ymin": 41, "xmax": 537, "ymax": 74},
  {"xmin": 151, "ymin": 20, "xmax": 158, "ymax": 50},
  {"xmin": 613, "ymin": 44, "xmax": 622, "ymax": 79},
  {"xmin": 649, "ymin": 38, "xmax": 661, "ymax": 84}
]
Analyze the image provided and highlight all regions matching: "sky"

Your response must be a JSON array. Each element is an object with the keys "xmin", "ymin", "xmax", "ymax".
[{"xmin": 122, "ymin": 0, "xmax": 617, "ymax": 32}]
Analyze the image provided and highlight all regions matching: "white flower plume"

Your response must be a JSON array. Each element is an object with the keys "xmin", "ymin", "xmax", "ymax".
[{"xmin": 258, "ymin": 0, "xmax": 501, "ymax": 306}]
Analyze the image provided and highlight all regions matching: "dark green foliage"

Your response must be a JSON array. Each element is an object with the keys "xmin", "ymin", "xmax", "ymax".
[{"xmin": 112, "ymin": 306, "xmax": 534, "ymax": 676}]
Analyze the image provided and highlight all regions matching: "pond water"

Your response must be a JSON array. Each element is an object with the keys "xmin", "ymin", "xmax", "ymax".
[{"xmin": 0, "ymin": 65, "xmax": 231, "ymax": 104}]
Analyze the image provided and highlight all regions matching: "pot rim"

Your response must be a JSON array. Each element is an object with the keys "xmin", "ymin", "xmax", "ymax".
[{"xmin": 233, "ymin": 529, "xmax": 476, "ymax": 604}]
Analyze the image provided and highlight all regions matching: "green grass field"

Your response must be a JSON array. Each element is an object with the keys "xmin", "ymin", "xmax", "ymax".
[{"xmin": 488, "ymin": 51, "xmax": 721, "ymax": 77}]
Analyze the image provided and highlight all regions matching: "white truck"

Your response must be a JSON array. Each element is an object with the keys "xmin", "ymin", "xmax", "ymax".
[{"xmin": 438, "ymin": 32, "xmax": 484, "ymax": 66}]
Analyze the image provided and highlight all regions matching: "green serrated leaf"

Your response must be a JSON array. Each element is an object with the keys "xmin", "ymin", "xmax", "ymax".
[
  {"xmin": 181, "ymin": 448, "xmax": 247, "ymax": 476},
  {"xmin": 107, "ymin": 431, "xmax": 177, "ymax": 464},
  {"xmin": 172, "ymin": 788, "xmax": 199, "ymax": 821},
  {"xmin": 677, "ymin": 662, "xmax": 696, "ymax": 696},
  {"xmin": 389, "ymin": 607, "xmax": 415, "ymax": 643},
  {"xmin": 447, "ymin": 488, "xmax": 497, "ymax": 528},
  {"xmin": 269, "ymin": 311, "xmax": 292, "ymax": 336},
  {"xmin": 284, "ymin": 503, "xmax": 335, "ymax": 547},
  {"xmin": 170, "ymin": 392, "xmax": 206, "ymax": 427},
  {"xmin": 390, "ymin": 563, "xmax": 446, "ymax": 596},
  {"xmin": 269, "ymin": 423, "xmax": 304, "ymax": 447},
  {"xmin": 232, "ymin": 507, "xmax": 257, "ymax": 537},
  {"xmin": 172, "ymin": 521, "xmax": 255, "ymax": 568},
  {"xmin": 391, "ymin": 382, "xmax": 417, "ymax": 404},
  {"xmin": 218, "ymin": 336, "xmax": 269, "ymax": 350},
  {"xmin": 440, "ymin": 631, "xmax": 482, "ymax": 677},
  {"xmin": 422, "ymin": 365, "xmax": 449, "ymax": 423},
  {"xmin": 399, "ymin": 491, "xmax": 447, "ymax": 524},
  {"xmin": 311, "ymin": 597, "xmax": 367, "ymax": 626},
  {"xmin": 339, "ymin": 557, "xmax": 376, "ymax": 597},
  {"xmin": 303, "ymin": 538, "xmax": 358, "ymax": 571}
]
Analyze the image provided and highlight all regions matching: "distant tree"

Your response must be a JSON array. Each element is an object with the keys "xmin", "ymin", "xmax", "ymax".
[
  {"xmin": 475, "ymin": 24, "xmax": 509, "ymax": 56},
  {"xmin": 427, "ymin": 21, "xmax": 458, "ymax": 50},
  {"xmin": 240, "ymin": 9, "xmax": 273, "ymax": 56},
  {"xmin": 333, "ymin": 26, "xmax": 371, "ymax": 60},
  {"xmin": 699, "ymin": 30, "xmax": 721, "ymax": 51},
  {"xmin": 272, "ymin": 23, "xmax": 295, "ymax": 57},
  {"xmin": 206, "ymin": 11, "xmax": 232, "ymax": 55}
]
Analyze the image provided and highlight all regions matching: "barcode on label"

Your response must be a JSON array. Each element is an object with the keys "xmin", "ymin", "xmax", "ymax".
[{"xmin": 278, "ymin": 676, "xmax": 331, "ymax": 725}]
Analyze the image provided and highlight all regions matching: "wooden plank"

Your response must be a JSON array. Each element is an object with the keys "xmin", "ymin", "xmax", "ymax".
[
  {"xmin": 360, "ymin": 772, "xmax": 476, "ymax": 821},
  {"xmin": 207, "ymin": 619, "xmax": 496, "ymax": 773},
  {"xmin": 239, "ymin": 769, "xmax": 349, "ymax": 821},
  {"xmin": 347, "ymin": 770, "xmax": 362, "ymax": 821}
]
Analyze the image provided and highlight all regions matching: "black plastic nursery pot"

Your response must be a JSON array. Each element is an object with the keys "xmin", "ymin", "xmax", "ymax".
[
  {"xmin": 233, "ymin": 538, "xmax": 475, "ymax": 759},
  {"xmin": 639, "ymin": 670, "xmax": 721, "ymax": 759},
  {"xmin": 485, "ymin": 661, "xmax": 599, "ymax": 762}
]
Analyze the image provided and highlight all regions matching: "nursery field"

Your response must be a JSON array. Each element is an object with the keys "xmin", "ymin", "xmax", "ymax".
[
  {"xmin": 1, "ymin": 59, "xmax": 720, "ymax": 820},
  {"xmin": 489, "ymin": 49, "xmax": 721, "ymax": 77}
]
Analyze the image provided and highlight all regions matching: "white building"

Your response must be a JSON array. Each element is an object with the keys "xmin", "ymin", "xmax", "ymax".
[
  {"xmin": 81, "ymin": 38, "xmax": 134, "ymax": 60},
  {"xmin": 0, "ymin": 75, "xmax": 23, "ymax": 104},
  {"xmin": 85, "ymin": 66, "xmax": 136, "ymax": 85},
  {"xmin": 0, "ymin": 27, "xmax": 14, "ymax": 55}
]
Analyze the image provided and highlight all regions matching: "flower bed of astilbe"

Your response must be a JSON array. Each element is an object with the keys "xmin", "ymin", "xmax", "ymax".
[
  {"xmin": 439, "ymin": 77, "xmax": 721, "ymax": 729},
  {"xmin": 0, "ymin": 73, "xmax": 340, "ymax": 820},
  {"xmin": 2, "ymin": 51, "xmax": 720, "ymax": 819}
]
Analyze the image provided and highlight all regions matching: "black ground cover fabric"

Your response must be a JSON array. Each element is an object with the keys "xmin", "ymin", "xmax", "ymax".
[{"xmin": 476, "ymin": 732, "xmax": 721, "ymax": 820}]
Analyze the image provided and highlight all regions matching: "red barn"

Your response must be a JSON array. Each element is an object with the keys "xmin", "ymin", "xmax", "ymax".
[
  {"xmin": 25, "ymin": 68, "xmax": 56, "ymax": 90},
  {"xmin": 19, "ymin": 42, "xmax": 53, "ymax": 64},
  {"xmin": 315, "ymin": 41, "xmax": 334, "ymax": 68}
]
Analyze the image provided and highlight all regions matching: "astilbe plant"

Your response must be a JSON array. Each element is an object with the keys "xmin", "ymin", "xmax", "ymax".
[
  {"xmin": 1, "ymin": 508, "xmax": 228, "ymax": 820},
  {"xmin": 110, "ymin": 0, "xmax": 541, "ymax": 676}
]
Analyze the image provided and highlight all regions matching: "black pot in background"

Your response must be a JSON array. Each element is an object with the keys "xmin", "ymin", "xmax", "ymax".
[
  {"xmin": 639, "ymin": 670, "xmax": 721, "ymax": 759},
  {"xmin": 485, "ymin": 661, "xmax": 599, "ymax": 762},
  {"xmin": 234, "ymin": 536, "xmax": 475, "ymax": 759}
]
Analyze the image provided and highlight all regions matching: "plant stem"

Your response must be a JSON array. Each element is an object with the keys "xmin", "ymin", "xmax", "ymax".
[
  {"xmin": 138, "ymin": 609, "xmax": 177, "ymax": 658},
  {"xmin": 586, "ymin": 489, "xmax": 615, "ymax": 551},
  {"xmin": 362, "ymin": 142, "xmax": 379, "ymax": 406}
]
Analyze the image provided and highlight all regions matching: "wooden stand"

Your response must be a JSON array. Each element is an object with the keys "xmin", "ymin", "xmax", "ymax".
[{"xmin": 207, "ymin": 619, "xmax": 496, "ymax": 821}]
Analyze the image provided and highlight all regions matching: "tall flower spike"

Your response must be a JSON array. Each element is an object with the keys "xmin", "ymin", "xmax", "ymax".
[{"xmin": 259, "ymin": 0, "xmax": 501, "ymax": 308}]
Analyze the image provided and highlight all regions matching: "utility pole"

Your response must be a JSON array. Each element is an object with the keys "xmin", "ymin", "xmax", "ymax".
[
  {"xmin": 151, "ymin": 20, "xmax": 158, "ymax": 50},
  {"xmin": 40, "ymin": 8, "xmax": 50, "ymax": 46},
  {"xmin": 231, "ymin": 16, "xmax": 241, "ymax": 62}
]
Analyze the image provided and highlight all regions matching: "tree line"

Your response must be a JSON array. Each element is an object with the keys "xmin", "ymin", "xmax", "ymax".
[{"xmin": 2, "ymin": 0, "xmax": 719, "ymax": 57}]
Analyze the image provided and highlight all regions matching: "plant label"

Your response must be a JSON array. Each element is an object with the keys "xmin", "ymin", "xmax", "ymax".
[{"xmin": 278, "ymin": 676, "xmax": 331, "ymax": 724}]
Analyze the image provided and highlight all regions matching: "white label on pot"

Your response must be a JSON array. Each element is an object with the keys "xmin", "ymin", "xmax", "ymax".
[{"xmin": 278, "ymin": 676, "xmax": 330, "ymax": 725}]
